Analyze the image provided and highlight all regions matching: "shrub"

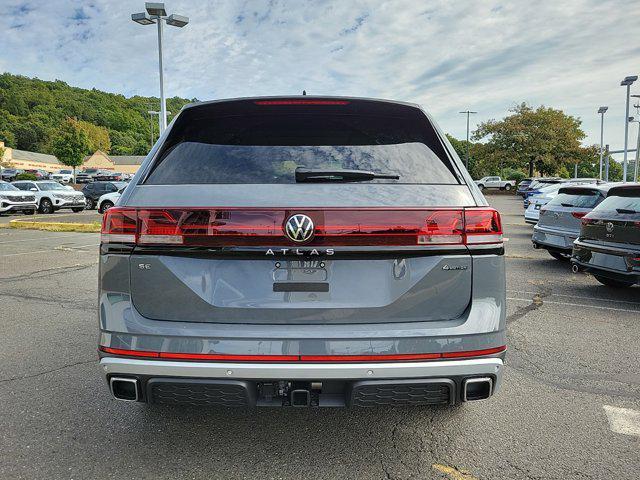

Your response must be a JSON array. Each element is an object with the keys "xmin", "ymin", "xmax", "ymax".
[{"xmin": 14, "ymin": 173, "xmax": 37, "ymax": 181}]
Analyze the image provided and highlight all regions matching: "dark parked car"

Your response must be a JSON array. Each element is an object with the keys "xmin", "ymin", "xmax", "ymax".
[
  {"xmin": 98, "ymin": 96, "xmax": 506, "ymax": 408},
  {"xmin": 516, "ymin": 178, "xmax": 534, "ymax": 197},
  {"xmin": 572, "ymin": 183, "xmax": 640, "ymax": 288},
  {"xmin": 82, "ymin": 181, "xmax": 127, "ymax": 209},
  {"xmin": 95, "ymin": 171, "xmax": 125, "ymax": 181},
  {"xmin": 1, "ymin": 168, "xmax": 24, "ymax": 182},
  {"xmin": 532, "ymin": 184, "xmax": 614, "ymax": 260}
]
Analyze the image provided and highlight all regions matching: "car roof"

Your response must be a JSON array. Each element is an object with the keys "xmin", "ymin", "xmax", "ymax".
[
  {"xmin": 558, "ymin": 182, "xmax": 621, "ymax": 195},
  {"xmin": 180, "ymin": 95, "xmax": 421, "ymax": 112}
]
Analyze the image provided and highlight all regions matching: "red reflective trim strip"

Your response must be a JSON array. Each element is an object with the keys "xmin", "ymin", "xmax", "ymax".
[
  {"xmin": 441, "ymin": 346, "xmax": 507, "ymax": 358},
  {"xmin": 100, "ymin": 347, "xmax": 159, "ymax": 358},
  {"xmin": 299, "ymin": 353, "xmax": 441, "ymax": 362},
  {"xmin": 99, "ymin": 346, "xmax": 506, "ymax": 362},
  {"xmin": 158, "ymin": 352, "xmax": 299, "ymax": 362},
  {"xmin": 254, "ymin": 100, "xmax": 350, "ymax": 105}
]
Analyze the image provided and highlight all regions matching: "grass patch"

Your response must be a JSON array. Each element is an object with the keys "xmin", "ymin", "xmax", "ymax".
[{"xmin": 7, "ymin": 220, "xmax": 101, "ymax": 233}]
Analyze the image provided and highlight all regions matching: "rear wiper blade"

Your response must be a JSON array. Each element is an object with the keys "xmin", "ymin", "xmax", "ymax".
[
  {"xmin": 616, "ymin": 208, "xmax": 638, "ymax": 214},
  {"xmin": 561, "ymin": 203, "xmax": 574, "ymax": 207},
  {"xmin": 295, "ymin": 167, "xmax": 400, "ymax": 183}
]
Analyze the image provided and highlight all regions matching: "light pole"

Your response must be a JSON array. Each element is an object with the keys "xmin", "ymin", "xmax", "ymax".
[
  {"xmin": 631, "ymin": 96, "xmax": 640, "ymax": 182},
  {"xmin": 620, "ymin": 75, "xmax": 638, "ymax": 182},
  {"xmin": 597, "ymin": 106, "xmax": 608, "ymax": 180},
  {"xmin": 459, "ymin": 110, "xmax": 477, "ymax": 170},
  {"xmin": 147, "ymin": 110, "xmax": 170, "ymax": 148},
  {"xmin": 132, "ymin": 3, "xmax": 188, "ymax": 135}
]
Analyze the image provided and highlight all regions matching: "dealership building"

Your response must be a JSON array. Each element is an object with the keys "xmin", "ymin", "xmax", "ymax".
[{"xmin": 0, "ymin": 141, "xmax": 145, "ymax": 175}]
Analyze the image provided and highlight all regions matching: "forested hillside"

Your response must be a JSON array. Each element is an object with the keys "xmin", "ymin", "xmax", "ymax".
[{"xmin": 0, "ymin": 73, "xmax": 194, "ymax": 156}]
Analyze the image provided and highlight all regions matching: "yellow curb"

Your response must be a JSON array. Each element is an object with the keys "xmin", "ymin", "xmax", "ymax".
[{"xmin": 6, "ymin": 219, "xmax": 101, "ymax": 233}]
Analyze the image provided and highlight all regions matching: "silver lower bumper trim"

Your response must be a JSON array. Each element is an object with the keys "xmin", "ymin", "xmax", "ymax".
[{"xmin": 100, "ymin": 357, "xmax": 503, "ymax": 391}]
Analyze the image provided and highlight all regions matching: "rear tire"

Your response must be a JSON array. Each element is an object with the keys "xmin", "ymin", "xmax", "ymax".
[
  {"xmin": 549, "ymin": 251, "xmax": 569, "ymax": 261},
  {"xmin": 38, "ymin": 198, "xmax": 53, "ymax": 214},
  {"xmin": 477, "ymin": 184, "xmax": 485, "ymax": 190},
  {"xmin": 504, "ymin": 184, "xmax": 512, "ymax": 191},
  {"xmin": 85, "ymin": 198, "xmax": 95, "ymax": 210},
  {"xmin": 99, "ymin": 201, "xmax": 113, "ymax": 214},
  {"xmin": 593, "ymin": 275, "xmax": 635, "ymax": 288}
]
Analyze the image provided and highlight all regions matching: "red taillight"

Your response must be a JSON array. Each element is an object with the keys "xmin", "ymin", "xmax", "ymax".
[
  {"xmin": 254, "ymin": 99, "xmax": 350, "ymax": 105},
  {"xmin": 99, "ymin": 346, "xmax": 506, "ymax": 362},
  {"xmin": 571, "ymin": 211, "xmax": 588, "ymax": 219},
  {"xmin": 101, "ymin": 207, "xmax": 502, "ymax": 247},
  {"xmin": 463, "ymin": 209, "xmax": 502, "ymax": 244}
]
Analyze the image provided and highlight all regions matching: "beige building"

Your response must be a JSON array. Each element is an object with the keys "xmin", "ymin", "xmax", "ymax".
[
  {"xmin": 82, "ymin": 151, "xmax": 145, "ymax": 174},
  {"xmin": 0, "ymin": 141, "xmax": 145, "ymax": 174}
]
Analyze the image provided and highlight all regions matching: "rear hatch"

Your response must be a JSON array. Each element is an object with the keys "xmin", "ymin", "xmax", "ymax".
[
  {"xmin": 104, "ymin": 98, "xmax": 500, "ymax": 325},
  {"xmin": 580, "ymin": 188, "xmax": 640, "ymax": 248},
  {"xmin": 538, "ymin": 187, "xmax": 604, "ymax": 235}
]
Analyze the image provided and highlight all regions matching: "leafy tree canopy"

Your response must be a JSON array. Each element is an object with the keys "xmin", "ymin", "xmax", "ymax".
[
  {"xmin": 0, "ymin": 73, "xmax": 193, "ymax": 156},
  {"xmin": 50, "ymin": 118, "xmax": 90, "ymax": 172}
]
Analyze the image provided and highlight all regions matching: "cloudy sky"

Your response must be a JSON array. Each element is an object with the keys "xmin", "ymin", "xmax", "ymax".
[{"xmin": 1, "ymin": 0, "xmax": 639, "ymax": 153}]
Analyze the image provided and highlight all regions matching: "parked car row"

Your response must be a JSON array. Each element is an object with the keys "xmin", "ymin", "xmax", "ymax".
[
  {"xmin": 0, "ymin": 179, "xmax": 128, "ymax": 215},
  {"xmin": 525, "ymin": 181, "xmax": 640, "ymax": 288},
  {"xmin": 1, "ymin": 168, "xmax": 132, "ymax": 185}
]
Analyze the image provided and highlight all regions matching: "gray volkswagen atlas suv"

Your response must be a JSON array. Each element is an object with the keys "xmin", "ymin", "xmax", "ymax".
[{"xmin": 99, "ymin": 97, "xmax": 506, "ymax": 407}]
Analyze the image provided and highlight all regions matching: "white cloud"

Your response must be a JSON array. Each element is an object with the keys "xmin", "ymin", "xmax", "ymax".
[{"xmin": 0, "ymin": 0, "xmax": 639, "ymax": 153}]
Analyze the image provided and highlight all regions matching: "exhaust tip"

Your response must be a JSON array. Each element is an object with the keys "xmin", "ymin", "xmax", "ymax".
[
  {"xmin": 571, "ymin": 264, "xmax": 580, "ymax": 274},
  {"xmin": 462, "ymin": 377, "xmax": 493, "ymax": 401},
  {"xmin": 110, "ymin": 377, "xmax": 139, "ymax": 402}
]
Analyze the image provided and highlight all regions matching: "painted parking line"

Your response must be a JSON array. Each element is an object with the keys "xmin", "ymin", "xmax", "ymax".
[
  {"xmin": 507, "ymin": 297, "xmax": 640, "ymax": 314},
  {"xmin": 603, "ymin": 405, "xmax": 640, "ymax": 437}
]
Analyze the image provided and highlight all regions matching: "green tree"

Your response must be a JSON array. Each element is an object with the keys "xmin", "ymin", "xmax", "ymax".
[
  {"xmin": 76, "ymin": 119, "xmax": 111, "ymax": 153},
  {"xmin": 474, "ymin": 103, "xmax": 586, "ymax": 177},
  {"xmin": 51, "ymin": 119, "xmax": 90, "ymax": 181}
]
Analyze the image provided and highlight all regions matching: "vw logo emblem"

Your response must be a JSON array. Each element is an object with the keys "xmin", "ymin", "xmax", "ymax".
[
  {"xmin": 285, "ymin": 214, "xmax": 315, "ymax": 243},
  {"xmin": 605, "ymin": 222, "xmax": 614, "ymax": 233}
]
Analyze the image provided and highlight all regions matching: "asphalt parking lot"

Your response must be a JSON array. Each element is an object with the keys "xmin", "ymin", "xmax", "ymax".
[{"xmin": 0, "ymin": 194, "xmax": 639, "ymax": 480}]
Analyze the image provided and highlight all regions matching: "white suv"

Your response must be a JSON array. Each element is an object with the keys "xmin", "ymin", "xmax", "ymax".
[{"xmin": 12, "ymin": 180, "xmax": 86, "ymax": 214}]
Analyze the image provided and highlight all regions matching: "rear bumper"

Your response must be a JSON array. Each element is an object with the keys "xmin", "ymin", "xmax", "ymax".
[
  {"xmin": 101, "ymin": 356, "xmax": 503, "ymax": 406},
  {"xmin": 572, "ymin": 240, "xmax": 640, "ymax": 282},
  {"xmin": 532, "ymin": 225, "xmax": 577, "ymax": 252}
]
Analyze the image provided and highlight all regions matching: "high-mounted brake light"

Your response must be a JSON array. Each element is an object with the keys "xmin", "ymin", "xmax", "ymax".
[
  {"xmin": 254, "ymin": 99, "xmax": 350, "ymax": 105},
  {"xmin": 101, "ymin": 207, "xmax": 502, "ymax": 247}
]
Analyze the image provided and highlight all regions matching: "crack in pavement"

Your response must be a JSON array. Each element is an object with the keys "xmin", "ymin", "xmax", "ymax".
[
  {"xmin": 0, "ymin": 359, "xmax": 96, "ymax": 384},
  {"xmin": 0, "ymin": 262, "xmax": 96, "ymax": 283},
  {"xmin": 0, "ymin": 290, "xmax": 95, "ymax": 311}
]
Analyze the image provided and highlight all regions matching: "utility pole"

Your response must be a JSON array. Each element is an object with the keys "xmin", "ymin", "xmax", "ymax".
[{"xmin": 458, "ymin": 110, "xmax": 477, "ymax": 170}]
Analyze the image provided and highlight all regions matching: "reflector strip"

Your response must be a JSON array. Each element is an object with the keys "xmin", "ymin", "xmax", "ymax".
[{"xmin": 99, "ymin": 346, "xmax": 506, "ymax": 362}]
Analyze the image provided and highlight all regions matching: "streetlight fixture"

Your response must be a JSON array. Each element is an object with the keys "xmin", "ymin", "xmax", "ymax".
[
  {"xmin": 459, "ymin": 110, "xmax": 477, "ymax": 170},
  {"xmin": 132, "ymin": 3, "xmax": 188, "ymax": 135},
  {"xmin": 620, "ymin": 75, "xmax": 638, "ymax": 182},
  {"xmin": 630, "ymin": 95, "xmax": 640, "ymax": 182},
  {"xmin": 597, "ymin": 106, "xmax": 608, "ymax": 180}
]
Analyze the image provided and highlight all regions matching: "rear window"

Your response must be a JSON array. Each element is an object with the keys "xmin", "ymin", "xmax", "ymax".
[
  {"xmin": 144, "ymin": 107, "xmax": 459, "ymax": 185},
  {"xmin": 548, "ymin": 191, "xmax": 600, "ymax": 208},
  {"xmin": 593, "ymin": 195, "xmax": 640, "ymax": 215}
]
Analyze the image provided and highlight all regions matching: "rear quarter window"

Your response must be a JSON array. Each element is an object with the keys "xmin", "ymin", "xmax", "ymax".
[{"xmin": 144, "ymin": 102, "xmax": 460, "ymax": 185}]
